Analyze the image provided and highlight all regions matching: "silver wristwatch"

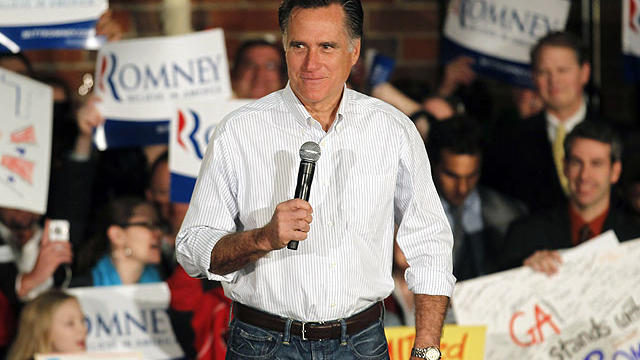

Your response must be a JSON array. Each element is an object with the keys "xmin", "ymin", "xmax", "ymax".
[{"xmin": 411, "ymin": 346, "xmax": 442, "ymax": 360}]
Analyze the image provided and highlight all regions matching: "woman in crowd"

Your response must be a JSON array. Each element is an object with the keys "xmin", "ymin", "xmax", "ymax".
[
  {"xmin": 72, "ymin": 197, "xmax": 164, "ymax": 286},
  {"xmin": 7, "ymin": 290, "xmax": 86, "ymax": 360}
]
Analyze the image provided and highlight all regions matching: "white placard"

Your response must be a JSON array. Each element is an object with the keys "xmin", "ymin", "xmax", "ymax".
[
  {"xmin": 0, "ymin": 0, "xmax": 107, "ymax": 52},
  {"xmin": 442, "ymin": 0, "xmax": 570, "ymax": 86},
  {"xmin": 169, "ymin": 99, "xmax": 250, "ymax": 203},
  {"xmin": 92, "ymin": 28, "xmax": 232, "ymax": 149},
  {"xmin": 94, "ymin": 28, "xmax": 231, "ymax": 107},
  {"xmin": 68, "ymin": 283, "xmax": 184, "ymax": 360},
  {"xmin": 452, "ymin": 232, "xmax": 640, "ymax": 359},
  {"xmin": 0, "ymin": 68, "xmax": 52, "ymax": 214}
]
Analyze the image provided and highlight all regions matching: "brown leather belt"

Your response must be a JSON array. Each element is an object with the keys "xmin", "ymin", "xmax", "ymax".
[{"xmin": 233, "ymin": 302, "xmax": 383, "ymax": 341}]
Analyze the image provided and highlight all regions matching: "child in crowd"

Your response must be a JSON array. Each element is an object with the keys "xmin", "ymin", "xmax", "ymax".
[{"xmin": 7, "ymin": 290, "xmax": 87, "ymax": 360}]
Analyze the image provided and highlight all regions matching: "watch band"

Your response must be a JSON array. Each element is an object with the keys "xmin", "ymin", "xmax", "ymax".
[{"xmin": 411, "ymin": 346, "xmax": 442, "ymax": 360}]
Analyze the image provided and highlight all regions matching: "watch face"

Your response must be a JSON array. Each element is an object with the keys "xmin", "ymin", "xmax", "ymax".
[
  {"xmin": 412, "ymin": 346, "xmax": 441, "ymax": 360},
  {"xmin": 426, "ymin": 347, "xmax": 441, "ymax": 360}
]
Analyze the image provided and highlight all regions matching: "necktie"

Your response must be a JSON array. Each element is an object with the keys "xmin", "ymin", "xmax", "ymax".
[
  {"xmin": 578, "ymin": 224, "xmax": 593, "ymax": 245},
  {"xmin": 552, "ymin": 123, "xmax": 569, "ymax": 195},
  {"xmin": 451, "ymin": 206, "xmax": 465, "ymax": 268}
]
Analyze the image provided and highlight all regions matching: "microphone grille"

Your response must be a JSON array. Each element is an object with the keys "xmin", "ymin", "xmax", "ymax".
[{"xmin": 299, "ymin": 141, "xmax": 321, "ymax": 163}]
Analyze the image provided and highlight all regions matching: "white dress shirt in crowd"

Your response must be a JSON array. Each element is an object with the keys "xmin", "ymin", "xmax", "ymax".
[
  {"xmin": 176, "ymin": 83, "xmax": 455, "ymax": 322},
  {"xmin": 545, "ymin": 99, "xmax": 587, "ymax": 142},
  {"xmin": 0, "ymin": 222, "xmax": 52, "ymax": 300}
]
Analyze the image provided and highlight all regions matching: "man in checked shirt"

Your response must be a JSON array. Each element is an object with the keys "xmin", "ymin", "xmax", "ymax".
[{"xmin": 176, "ymin": 1, "xmax": 454, "ymax": 359}]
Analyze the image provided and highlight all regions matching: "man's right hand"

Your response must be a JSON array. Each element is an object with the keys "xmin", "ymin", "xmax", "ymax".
[
  {"xmin": 20, "ymin": 220, "xmax": 73, "ymax": 296},
  {"xmin": 523, "ymin": 249, "xmax": 562, "ymax": 276},
  {"xmin": 261, "ymin": 199, "xmax": 313, "ymax": 251}
]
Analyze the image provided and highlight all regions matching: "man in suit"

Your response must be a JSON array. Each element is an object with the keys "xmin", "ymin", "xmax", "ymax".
[
  {"xmin": 483, "ymin": 31, "xmax": 593, "ymax": 211},
  {"xmin": 501, "ymin": 121, "xmax": 640, "ymax": 274},
  {"xmin": 427, "ymin": 116, "xmax": 527, "ymax": 281}
]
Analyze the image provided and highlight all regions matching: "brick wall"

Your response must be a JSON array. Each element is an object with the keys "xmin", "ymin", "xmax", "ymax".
[{"xmin": 22, "ymin": 0, "xmax": 442, "ymax": 100}]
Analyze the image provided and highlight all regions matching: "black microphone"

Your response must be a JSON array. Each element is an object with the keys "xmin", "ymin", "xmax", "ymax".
[{"xmin": 288, "ymin": 141, "xmax": 321, "ymax": 250}]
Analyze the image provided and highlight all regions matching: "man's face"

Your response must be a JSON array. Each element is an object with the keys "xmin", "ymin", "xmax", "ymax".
[
  {"xmin": 564, "ymin": 138, "xmax": 621, "ymax": 211},
  {"xmin": 0, "ymin": 207, "xmax": 41, "ymax": 244},
  {"xmin": 285, "ymin": 3, "xmax": 360, "ymax": 110},
  {"xmin": 435, "ymin": 150, "xmax": 481, "ymax": 207},
  {"xmin": 232, "ymin": 45, "xmax": 284, "ymax": 99},
  {"xmin": 533, "ymin": 46, "xmax": 590, "ymax": 115}
]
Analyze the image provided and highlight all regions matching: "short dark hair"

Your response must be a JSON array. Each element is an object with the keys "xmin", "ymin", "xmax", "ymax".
[
  {"xmin": 231, "ymin": 38, "xmax": 287, "ymax": 80},
  {"xmin": 530, "ymin": 31, "xmax": 587, "ymax": 70},
  {"xmin": 427, "ymin": 115, "xmax": 483, "ymax": 166},
  {"xmin": 564, "ymin": 121, "xmax": 622, "ymax": 163},
  {"xmin": 278, "ymin": 0, "xmax": 363, "ymax": 41}
]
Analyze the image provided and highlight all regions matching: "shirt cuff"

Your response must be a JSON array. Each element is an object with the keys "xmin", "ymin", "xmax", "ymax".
[
  {"xmin": 16, "ymin": 273, "xmax": 54, "ymax": 301},
  {"xmin": 176, "ymin": 226, "xmax": 238, "ymax": 283},
  {"xmin": 405, "ymin": 267, "xmax": 456, "ymax": 297}
]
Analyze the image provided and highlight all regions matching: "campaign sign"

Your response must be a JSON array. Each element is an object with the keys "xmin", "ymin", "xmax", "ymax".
[
  {"xmin": 452, "ymin": 233, "xmax": 640, "ymax": 359},
  {"xmin": 385, "ymin": 325, "xmax": 486, "ymax": 360},
  {"xmin": 623, "ymin": 0, "xmax": 640, "ymax": 82},
  {"xmin": 94, "ymin": 28, "xmax": 231, "ymax": 106},
  {"xmin": 0, "ymin": 67, "xmax": 52, "ymax": 214},
  {"xmin": 169, "ymin": 99, "xmax": 250, "ymax": 203},
  {"xmin": 92, "ymin": 102, "xmax": 173, "ymax": 151},
  {"xmin": 0, "ymin": 0, "xmax": 107, "ymax": 53},
  {"xmin": 93, "ymin": 29, "xmax": 231, "ymax": 149},
  {"xmin": 68, "ymin": 283, "xmax": 184, "ymax": 360},
  {"xmin": 442, "ymin": 0, "xmax": 570, "ymax": 87}
]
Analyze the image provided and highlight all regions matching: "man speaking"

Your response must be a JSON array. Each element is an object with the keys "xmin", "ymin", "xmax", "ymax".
[{"xmin": 176, "ymin": 1, "xmax": 454, "ymax": 359}]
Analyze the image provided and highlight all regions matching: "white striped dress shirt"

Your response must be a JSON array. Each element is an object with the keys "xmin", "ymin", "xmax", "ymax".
[{"xmin": 176, "ymin": 83, "xmax": 455, "ymax": 322}]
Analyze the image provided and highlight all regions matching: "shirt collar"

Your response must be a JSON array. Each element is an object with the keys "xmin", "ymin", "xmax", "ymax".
[
  {"xmin": 440, "ymin": 188, "xmax": 483, "ymax": 233},
  {"xmin": 281, "ymin": 82, "xmax": 349, "ymax": 131},
  {"xmin": 568, "ymin": 203, "xmax": 609, "ymax": 245},
  {"xmin": 546, "ymin": 99, "xmax": 587, "ymax": 140}
]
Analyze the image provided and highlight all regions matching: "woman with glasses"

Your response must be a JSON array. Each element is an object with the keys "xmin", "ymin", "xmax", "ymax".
[{"xmin": 71, "ymin": 197, "xmax": 164, "ymax": 287}]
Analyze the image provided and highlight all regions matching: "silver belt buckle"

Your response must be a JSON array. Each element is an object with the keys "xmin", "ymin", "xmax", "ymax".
[{"xmin": 301, "ymin": 322, "xmax": 307, "ymax": 341}]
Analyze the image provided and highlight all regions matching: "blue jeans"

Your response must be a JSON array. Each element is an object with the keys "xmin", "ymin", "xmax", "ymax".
[{"xmin": 225, "ymin": 316, "xmax": 390, "ymax": 360}]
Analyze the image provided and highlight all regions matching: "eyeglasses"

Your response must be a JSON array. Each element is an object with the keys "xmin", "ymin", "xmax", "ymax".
[{"xmin": 120, "ymin": 221, "xmax": 164, "ymax": 232}]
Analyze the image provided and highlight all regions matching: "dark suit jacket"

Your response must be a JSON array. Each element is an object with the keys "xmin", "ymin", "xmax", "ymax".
[
  {"xmin": 482, "ymin": 110, "xmax": 599, "ymax": 212},
  {"xmin": 455, "ymin": 187, "xmax": 527, "ymax": 280},
  {"xmin": 500, "ymin": 205, "xmax": 640, "ymax": 270}
]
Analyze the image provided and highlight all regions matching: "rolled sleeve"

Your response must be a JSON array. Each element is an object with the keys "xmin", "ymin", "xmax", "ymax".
[
  {"xmin": 175, "ymin": 226, "xmax": 237, "ymax": 283},
  {"xmin": 394, "ymin": 119, "xmax": 456, "ymax": 297}
]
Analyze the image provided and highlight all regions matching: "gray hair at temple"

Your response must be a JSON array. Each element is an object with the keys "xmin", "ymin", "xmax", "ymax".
[
  {"xmin": 278, "ymin": 0, "xmax": 363, "ymax": 51},
  {"xmin": 564, "ymin": 121, "xmax": 623, "ymax": 164}
]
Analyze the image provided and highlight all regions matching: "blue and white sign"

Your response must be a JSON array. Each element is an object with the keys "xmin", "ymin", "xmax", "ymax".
[
  {"xmin": 442, "ymin": 0, "xmax": 571, "ymax": 87},
  {"xmin": 93, "ymin": 29, "xmax": 232, "ymax": 149},
  {"xmin": 94, "ymin": 29, "xmax": 231, "ymax": 106},
  {"xmin": 0, "ymin": 0, "xmax": 108, "ymax": 53},
  {"xmin": 623, "ymin": 0, "xmax": 640, "ymax": 82},
  {"xmin": 93, "ymin": 103, "xmax": 173, "ymax": 151},
  {"xmin": 169, "ymin": 99, "xmax": 250, "ymax": 203},
  {"xmin": 68, "ymin": 283, "xmax": 184, "ymax": 360}
]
